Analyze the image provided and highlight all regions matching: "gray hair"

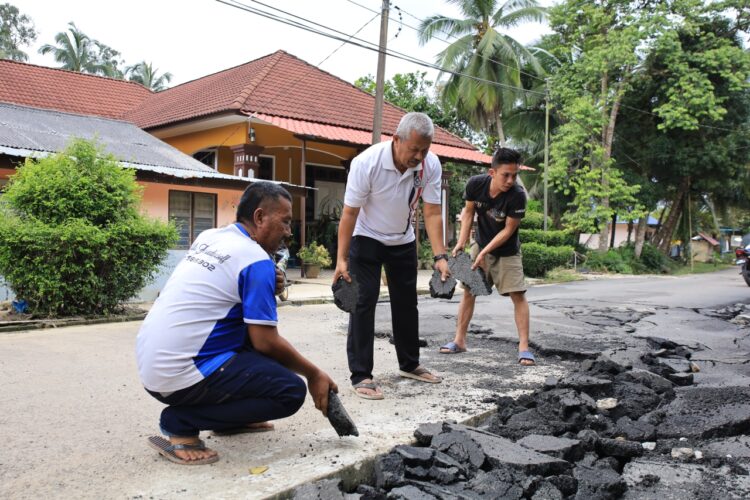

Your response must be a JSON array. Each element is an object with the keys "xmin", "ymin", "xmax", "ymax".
[
  {"xmin": 236, "ymin": 181, "xmax": 291, "ymax": 224},
  {"xmin": 395, "ymin": 112, "xmax": 434, "ymax": 140}
]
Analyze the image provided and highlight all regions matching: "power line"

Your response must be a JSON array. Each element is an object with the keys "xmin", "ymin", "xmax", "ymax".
[
  {"xmin": 217, "ymin": 0, "xmax": 545, "ymax": 96},
  {"xmin": 345, "ymin": 0, "xmax": 547, "ymax": 84}
]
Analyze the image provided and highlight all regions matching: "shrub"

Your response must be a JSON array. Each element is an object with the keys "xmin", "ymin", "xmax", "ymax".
[
  {"xmin": 297, "ymin": 241, "xmax": 332, "ymax": 267},
  {"xmin": 521, "ymin": 242, "xmax": 575, "ymax": 278},
  {"xmin": 521, "ymin": 211, "xmax": 546, "ymax": 230},
  {"xmin": 520, "ymin": 229, "xmax": 576, "ymax": 247},
  {"xmin": 0, "ymin": 139, "xmax": 177, "ymax": 316},
  {"xmin": 585, "ymin": 250, "xmax": 633, "ymax": 274}
]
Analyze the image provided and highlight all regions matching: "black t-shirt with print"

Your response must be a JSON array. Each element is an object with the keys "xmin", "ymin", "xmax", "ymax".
[{"xmin": 463, "ymin": 174, "xmax": 526, "ymax": 257}]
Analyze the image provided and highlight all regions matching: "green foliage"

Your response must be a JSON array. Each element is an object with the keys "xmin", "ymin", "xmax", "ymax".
[
  {"xmin": 5, "ymin": 140, "xmax": 141, "ymax": 226},
  {"xmin": 297, "ymin": 241, "xmax": 332, "ymax": 267},
  {"xmin": 0, "ymin": 2, "xmax": 37, "ymax": 61},
  {"xmin": 0, "ymin": 138, "xmax": 177, "ymax": 316},
  {"xmin": 519, "ymin": 228, "xmax": 575, "ymax": 247},
  {"xmin": 584, "ymin": 249, "xmax": 633, "ymax": 274},
  {"xmin": 584, "ymin": 243, "xmax": 674, "ymax": 275},
  {"xmin": 354, "ymin": 71, "xmax": 477, "ymax": 143},
  {"xmin": 125, "ymin": 61, "xmax": 172, "ymax": 91},
  {"xmin": 526, "ymin": 199, "xmax": 542, "ymax": 213},
  {"xmin": 417, "ymin": 0, "xmax": 547, "ymax": 145},
  {"xmin": 543, "ymin": 267, "xmax": 582, "ymax": 283},
  {"xmin": 38, "ymin": 21, "xmax": 123, "ymax": 77},
  {"xmin": 417, "ymin": 242, "xmax": 434, "ymax": 268},
  {"xmin": 521, "ymin": 242, "xmax": 574, "ymax": 278},
  {"xmin": 521, "ymin": 211, "xmax": 546, "ymax": 230}
]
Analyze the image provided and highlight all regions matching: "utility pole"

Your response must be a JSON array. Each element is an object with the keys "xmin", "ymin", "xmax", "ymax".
[
  {"xmin": 543, "ymin": 80, "xmax": 550, "ymax": 232},
  {"xmin": 371, "ymin": 0, "xmax": 389, "ymax": 144}
]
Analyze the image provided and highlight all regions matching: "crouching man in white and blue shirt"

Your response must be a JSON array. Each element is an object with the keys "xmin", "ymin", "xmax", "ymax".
[{"xmin": 136, "ymin": 182, "xmax": 338, "ymax": 465}]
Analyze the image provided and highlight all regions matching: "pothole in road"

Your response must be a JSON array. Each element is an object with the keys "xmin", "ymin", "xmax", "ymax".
[{"xmin": 293, "ymin": 337, "xmax": 750, "ymax": 499}]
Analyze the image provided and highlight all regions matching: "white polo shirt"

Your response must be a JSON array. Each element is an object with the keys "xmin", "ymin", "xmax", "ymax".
[{"xmin": 344, "ymin": 140, "xmax": 442, "ymax": 246}]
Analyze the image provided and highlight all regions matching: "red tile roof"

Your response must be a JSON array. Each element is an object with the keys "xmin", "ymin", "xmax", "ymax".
[
  {"xmin": 0, "ymin": 59, "xmax": 152, "ymax": 119},
  {"xmin": 124, "ymin": 50, "xmax": 483, "ymax": 155},
  {"xmin": 256, "ymin": 114, "xmax": 492, "ymax": 165},
  {"xmin": 0, "ymin": 51, "xmax": 489, "ymax": 163}
]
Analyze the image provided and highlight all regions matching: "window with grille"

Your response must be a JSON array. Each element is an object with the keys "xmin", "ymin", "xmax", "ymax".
[{"xmin": 168, "ymin": 190, "xmax": 217, "ymax": 249}]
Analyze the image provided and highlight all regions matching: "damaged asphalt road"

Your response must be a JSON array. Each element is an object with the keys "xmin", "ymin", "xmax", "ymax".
[
  {"xmin": 294, "ymin": 268, "xmax": 750, "ymax": 499},
  {"xmin": 2, "ymin": 269, "xmax": 748, "ymax": 500}
]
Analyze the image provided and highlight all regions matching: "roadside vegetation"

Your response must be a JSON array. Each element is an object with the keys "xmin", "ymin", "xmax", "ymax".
[{"xmin": 0, "ymin": 139, "xmax": 177, "ymax": 317}]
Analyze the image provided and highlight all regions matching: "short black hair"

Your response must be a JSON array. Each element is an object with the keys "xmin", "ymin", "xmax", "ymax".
[
  {"xmin": 236, "ymin": 181, "xmax": 292, "ymax": 224},
  {"xmin": 491, "ymin": 147, "xmax": 522, "ymax": 167}
]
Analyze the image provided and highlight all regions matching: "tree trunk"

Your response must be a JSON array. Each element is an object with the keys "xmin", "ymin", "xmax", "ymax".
[
  {"xmin": 597, "ymin": 195, "xmax": 611, "ymax": 252},
  {"xmin": 596, "ymin": 74, "xmax": 625, "ymax": 253},
  {"xmin": 609, "ymin": 212, "xmax": 618, "ymax": 249},
  {"xmin": 626, "ymin": 219, "xmax": 634, "ymax": 244},
  {"xmin": 634, "ymin": 216, "xmax": 648, "ymax": 258},
  {"xmin": 496, "ymin": 110, "xmax": 506, "ymax": 147},
  {"xmin": 656, "ymin": 177, "xmax": 690, "ymax": 254},
  {"xmin": 651, "ymin": 205, "xmax": 668, "ymax": 243}
]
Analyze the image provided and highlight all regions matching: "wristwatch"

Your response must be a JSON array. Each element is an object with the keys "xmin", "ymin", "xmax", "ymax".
[{"xmin": 432, "ymin": 253, "xmax": 449, "ymax": 263}]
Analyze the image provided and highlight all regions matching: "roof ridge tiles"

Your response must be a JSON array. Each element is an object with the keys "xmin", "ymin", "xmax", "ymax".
[
  {"xmin": 234, "ymin": 50, "xmax": 286, "ymax": 111},
  {"xmin": 0, "ymin": 58, "xmax": 153, "ymax": 91}
]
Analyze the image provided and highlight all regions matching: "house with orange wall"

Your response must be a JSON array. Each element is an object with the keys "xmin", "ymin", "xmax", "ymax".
[{"xmin": 0, "ymin": 50, "xmax": 492, "ymax": 261}]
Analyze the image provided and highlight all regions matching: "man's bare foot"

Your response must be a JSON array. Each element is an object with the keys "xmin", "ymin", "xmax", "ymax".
[{"xmin": 170, "ymin": 436, "xmax": 218, "ymax": 462}]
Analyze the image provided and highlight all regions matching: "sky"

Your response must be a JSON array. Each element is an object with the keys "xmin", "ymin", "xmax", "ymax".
[{"xmin": 10, "ymin": 0, "xmax": 554, "ymax": 88}]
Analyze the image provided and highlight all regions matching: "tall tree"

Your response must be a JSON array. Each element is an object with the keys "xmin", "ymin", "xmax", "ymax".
[
  {"xmin": 126, "ymin": 61, "xmax": 172, "ymax": 91},
  {"xmin": 0, "ymin": 3, "xmax": 36, "ymax": 61},
  {"xmin": 39, "ymin": 22, "xmax": 122, "ymax": 76},
  {"xmin": 417, "ymin": 0, "xmax": 546, "ymax": 147},
  {"xmin": 547, "ymin": 0, "xmax": 671, "ymax": 251},
  {"xmin": 612, "ymin": 3, "xmax": 750, "ymax": 255}
]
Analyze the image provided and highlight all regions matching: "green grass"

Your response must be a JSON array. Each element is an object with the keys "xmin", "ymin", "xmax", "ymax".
[
  {"xmin": 540, "ymin": 267, "xmax": 585, "ymax": 283},
  {"xmin": 671, "ymin": 261, "xmax": 734, "ymax": 275}
]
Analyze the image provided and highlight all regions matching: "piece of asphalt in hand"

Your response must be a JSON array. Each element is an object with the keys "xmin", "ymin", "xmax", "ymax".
[
  {"xmin": 332, "ymin": 274, "xmax": 359, "ymax": 313},
  {"xmin": 448, "ymin": 252, "xmax": 493, "ymax": 296},
  {"xmin": 326, "ymin": 390, "xmax": 359, "ymax": 437},
  {"xmin": 429, "ymin": 269, "xmax": 457, "ymax": 299}
]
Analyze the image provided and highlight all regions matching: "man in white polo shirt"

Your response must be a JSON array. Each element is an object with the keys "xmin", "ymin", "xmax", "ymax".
[{"xmin": 333, "ymin": 112, "xmax": 450, "ymax": 400}]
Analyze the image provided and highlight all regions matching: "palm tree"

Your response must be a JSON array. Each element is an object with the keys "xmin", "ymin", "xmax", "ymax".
[
  {"xmin": 39, "ymin": 22, "xmax": 103, "ymax": 74},
  {"xmin": 126, "ymin": 61, "xmax": 172, "ymax": 91},
  {"xmin": 418, "ymin": 0, "xmax": 547, "ymax": 146}
]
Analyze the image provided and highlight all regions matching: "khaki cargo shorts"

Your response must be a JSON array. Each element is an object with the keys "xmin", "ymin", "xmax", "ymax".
[{"xmin": 468, "ymin": 242, "xmax": 527, "ymax": 296}]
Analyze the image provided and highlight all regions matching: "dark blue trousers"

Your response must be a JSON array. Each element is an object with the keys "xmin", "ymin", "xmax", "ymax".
[
  {"xmin": 147, "ymin": 350, "xmax": 306, "ymax": 437},
  {"xmin": 347, "ymin": 236, "xmax": 419, "ymax": 385}
]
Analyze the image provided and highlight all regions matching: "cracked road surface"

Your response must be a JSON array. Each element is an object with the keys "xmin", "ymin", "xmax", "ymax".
[{"xmin": 0, "ymin": 268, "xmax": 748, "ymax": 499}]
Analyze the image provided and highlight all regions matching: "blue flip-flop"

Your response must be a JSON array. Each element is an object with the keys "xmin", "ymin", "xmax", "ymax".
[
  {"xmin": 518, "ymin": 350, "xmax": 536, "ymax": 365},
  {"xmin": 439, "ymin": 341, "xmax": 467, "ymax": 354}
]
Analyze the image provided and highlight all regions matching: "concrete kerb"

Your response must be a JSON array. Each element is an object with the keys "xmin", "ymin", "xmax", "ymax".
[{"xmin": 266, "ymin": 407, "xmax": 498, "ymax": 500}]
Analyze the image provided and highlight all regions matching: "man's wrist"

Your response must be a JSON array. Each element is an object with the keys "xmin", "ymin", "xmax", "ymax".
[{"xmin": 432, "ymin": 253, "xmax": 449, "ymax": 262}]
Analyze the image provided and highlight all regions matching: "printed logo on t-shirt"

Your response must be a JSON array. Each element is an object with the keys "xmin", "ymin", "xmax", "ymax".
[
  {"xmin": 184, "ymin": 242, "xmax": 233, "ymax": 272},
  {"xmin": 489, "ymin": 207, "xmax": 506, "ymax": 223}
]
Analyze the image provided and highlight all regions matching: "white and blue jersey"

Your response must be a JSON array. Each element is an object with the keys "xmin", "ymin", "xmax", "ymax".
[{"xmin": 136, "ymin": 223, "xmax": 277, "ymax": 393}]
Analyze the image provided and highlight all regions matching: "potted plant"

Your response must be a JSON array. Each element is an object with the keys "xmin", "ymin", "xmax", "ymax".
[{"xmin": 297, "ymin": 241, "xmax": 332, "ymax": 279}]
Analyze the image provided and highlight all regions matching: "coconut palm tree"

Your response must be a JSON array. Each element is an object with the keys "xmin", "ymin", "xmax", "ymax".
[
  {"xmin": 418, "ymin": 0, "xmax": 547, "ymax": 146},
  {"xmin": 39, "ymin": 22, "xmax": 97, "ymax": 73},
  {"xmin": 126, "ymin": 61, "xmax": 172, "ymax": 91}
]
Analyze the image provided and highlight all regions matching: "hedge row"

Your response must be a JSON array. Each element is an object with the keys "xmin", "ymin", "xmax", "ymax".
[
  {"xmin": 519, "ymin": 228, "xmax": 576, "ymax": 247},
  {"xmin": 521, "ymin": 242, "xmax": 575, "ymax": 278},
  {"xmin": 521, "ymin": 211, "xmax": 547, "ymax": 230}
]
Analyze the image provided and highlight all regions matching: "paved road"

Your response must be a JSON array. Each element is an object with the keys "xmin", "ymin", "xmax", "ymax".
[{"xmin": 0, "ymin": 268, "xmax": 747, "ymax": 499}]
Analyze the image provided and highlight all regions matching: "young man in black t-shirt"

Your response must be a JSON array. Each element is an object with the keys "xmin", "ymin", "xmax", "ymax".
[{"xmin": 439, "ymin": 147, "xmax": 535, "ymax": 366}]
